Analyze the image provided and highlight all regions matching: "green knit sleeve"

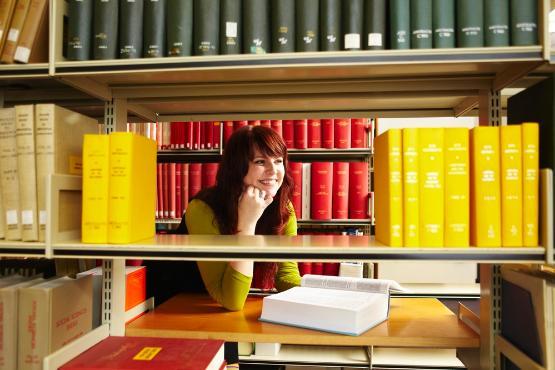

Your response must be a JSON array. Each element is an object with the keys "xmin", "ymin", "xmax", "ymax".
[
  {"xmin": 274, "ymin": 206, "xmax": 302, "ymax": 291},
  {"xmin": 185, "ymin": 199, "xmax": 253, "ymax": 311}
]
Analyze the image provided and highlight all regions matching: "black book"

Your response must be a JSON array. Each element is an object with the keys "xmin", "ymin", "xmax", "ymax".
[
  {"xmin": 271, "ymin": 0, "xmax": 295, "ymax": 52},
  {"xmin": 93, "ymin": 0, "xmax": 118, "ymax": 60},
  {"xmin": 484, "ymin": 0, "xmax": 509, "ymax": 47},
  {"xmin": 510, "ymin": 0, "xmax": 538, "ymax": 46},
  {"xmin": 119, "ymin": 0, "xmax": 144, "ymax": 58},
  {"xmin": 143, "ymin": 0, "xmax": 166, "ymax": 57},
  {"xmin": 411, "ymin": 0, "xmax": 432, "ymax": 49},
  {"xmin": 342, "ymin": 0, "xmax": 363, "ymax": 50},
  {"xmin": 167, "ymin": 0, "xmax": 193, "ymax": 56},
  {"xmin": 67, "ymin": 0, "xmax": 93, "ymax": 60},
  {"xmin": 320, "ymin": 0, "xmax": 341, "ymax": 51},
  {"xmin": 296, "ymin": 0, "xmax": 319, "ymax": 52},
  {"xmin": 364, "ymin": 0, "xmax": 386, "ymax": 50},
  {"xmin": 221, "ymin": 0, "xmax": 242, "ymax": 54},
  {"xmin": 194, "ymin": 0, "xmax": 220, "ymax": 55},
  {"xmin": 456, "ymin": 0, "xmax": 483, "ymax": 47},
  {"xmin": 389, "ymin": 0, "xmax": 410, "ymax": 49},
  {"xmin": 243, "ymin": 0, "xmax": 270, "ymax": 53},
  {"xmin": 432, "ymin": 0, "xmax": 455, "ymax": 48}
]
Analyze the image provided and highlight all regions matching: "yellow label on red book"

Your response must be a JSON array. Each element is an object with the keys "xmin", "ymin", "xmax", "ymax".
[{"xmin": 133, "ymin": 347, "xmax": 162, "ymax": 361}]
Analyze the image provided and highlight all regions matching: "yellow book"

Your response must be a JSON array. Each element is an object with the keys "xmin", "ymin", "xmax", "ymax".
[
  {"xmin": 444, "ymin": 128, "xmax": 469, "ymax": 247},
  {"xmin": 82, "ymin": 135, "xmax": 109, "ymax": 243},
  {"xmin": 500, "ymin": 125, "xmax": 523, "ymax": 247},
  {"xmin": 522, "ymin": 122, "xmax": 539, "ymax": 247},
  {"xmin": 418, "ymin": 128, "xmax": 444, "ymax": 247},
  {"xmin": 470, "ymin": 127, "xmax": 501, "ymax": 247},
  {"xmin": 402, "ymin": 128, "xmax": 419, "ymax": 247},
  {"xmin": 108, "ymin": 132, "xmax": 156, "ymax": 244},
  {"xmin": 374, "ymin": 129, "xmax": 403, "ymax": 247}
]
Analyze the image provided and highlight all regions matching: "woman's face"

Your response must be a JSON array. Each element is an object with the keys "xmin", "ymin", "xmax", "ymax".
[{"xmin": 243, "ymin": 148, "xmax": 285, "ymax": 197}]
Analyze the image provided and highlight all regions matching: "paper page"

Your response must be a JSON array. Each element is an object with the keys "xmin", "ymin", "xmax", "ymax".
[{"xmin": 301, "ymin": 274, "xmax": 408, "ymax": 294}]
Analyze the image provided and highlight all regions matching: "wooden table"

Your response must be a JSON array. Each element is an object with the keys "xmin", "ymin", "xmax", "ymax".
[{"xmin": 126, "ymin": 293, "xmax": 479, "ymax": 348}]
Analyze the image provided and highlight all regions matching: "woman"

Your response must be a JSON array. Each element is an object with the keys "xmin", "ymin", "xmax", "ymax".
[{"xmin": 185, "ymin": 125, "xmax": 301, "ymax": 311}]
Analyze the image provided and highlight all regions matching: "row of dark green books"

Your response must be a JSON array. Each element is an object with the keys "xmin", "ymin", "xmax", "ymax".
[{"xmin": 66, "ymin": 0, "xmax": 539, "ymax": 61}]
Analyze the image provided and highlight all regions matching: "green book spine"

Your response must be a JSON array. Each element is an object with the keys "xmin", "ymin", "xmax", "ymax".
[
  {"xmin": 271, "ymin": 0, "xmax": 295, "ymax": 52},
  {"xmin": 243, "ymin": 0, "xmax": 270, "ymax": 53},
  {"xmin": 167, "ymin": 0, "xmax": 193, "ymax": 56},
  {"xmin": 484, "ymin": 0, "xmax": 509, "ymax": 46},
  {"xmin": 119, "ymin": 0, "xmax": 143, "ymax": 58},
  {"xmin": 390, "ymin": 0, "xmax": 410, "ymax": 49},
  {"xmin": 93, "ymin": 0, "xmax": 118, "ymax": 59},
  {"xmin": 510, "ymin": 0, "xmax": 538, "ymax": 46},
  {"xmin": 411, "ymin": 0, "xmax": 432, "ymax": 49},
  {"xmin": 143, "ymin": 0, "xmax": 166, "ymax": 57},
  {"xmin": 221, "ymin": 0, "xmax": 241, "ymax": 54},
  {"xmin": 432, "ymin": 0, "xmax": 455, "ymax": 48},
  {"xmin": 342, "ymin": 0, "xmax": 363, "ymax": 50},
  {"xmin": 320, "ymin": 0, "xmax": 341, "ymax": 51},
  {"xmin": 194, "ymin": 0, "xmax": 220, "ymax": 55},
  {"xmin": 67, "ymin": 0, "xmax": 93, "ymax": 60},
  {"xmin": 364, "ymin": 0, "xmax": 386, "ymax": 50},
  {"xmin": 296, "ymin": 0, "xmax": 319, "ymax": 51},
  {"xmin": 457, "ymin": 0, "xmax": 483, "ymax": 47}
]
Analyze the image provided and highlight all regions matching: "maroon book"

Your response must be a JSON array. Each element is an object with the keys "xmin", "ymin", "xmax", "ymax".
[
  {"xmin": 351, "ymin": 118, "xmax": 366, "ymax": 148},
  {"xmin": 59, "ymin": 336, "xmax": 225, "ymax": 370},
  {"xmin": 182, "ymin": 163, "xmax": 189, "ymax": 212},
  {"xmin": 321, "ymin": 119, "xmax": 334, "ymax": 149},
  {"xmin": 234, "ymin": 120, "xmax": 248, "ymax": 131},
  {"xmin": 199, "ymin": 121, "xmax": 206, "ymax": 149},
  {"xmin": 163, "ymin": 163, "xmax": 169, "ymax": 218},
  {"xmin": 270, "ymin": 120, "xmax": 283, "ymax": 137},
  {"xmin": 169, "ymin": 163, "xmax": 176, "ymax": 218},
  {"xmin": 179, "ymin": 121, "xmax": 185, "ymax": 149},
  {"xmin": 202, "ymin": 163, "xmax": 219, "ymax": 188},
  {"xmin": 213, "ymin": 121, "xmax": 221, "ymax": 149},
  {"xmin": 332, "ymin": 162, "xmax": 349, "ymax": 219},
  {"xmin": 260, "ymin": 119, "xmax": 271, "ymax": 128},
  {"xmin": 185, "ymin": 121, "xmax": 193, "ymax": 149},
  {"xmin": 311, "ymin": 262, "xmax": 324, "ymax": 275},
  {"xmin": 193, "ymin": 121, "xmax": 200, "ymax": 150},
  {"xmin": 156, "ymin": 164, "xmax": 163, "ymax": 218},
  {"xmin": 170, "ymin": 122, "xmax": 176, "ymax": 149},
  {"xmin": 249, "ymin": 120, "xmax": 261, "ymax": 126},
  {"xmin": 334, "ymin": 118, "xmax": 351, "ymax": 149},
  {"xmin": 223, "ymin": 121, "xmax": 234, "ymax": 146},
  {"xmin": 175, "ymin": 163, "xmax": 182, "ymax": 219},
  {"xmin": 310, "ymin": 162, "xmax": 333, "ymax": 220},
  {"xmin": 205, "ymin": 121, "xmax": 213, "ymax": 149},
  {"xmin": 288, "ymin": 161, "xmax": 302, "ymax": 218},
  {"xmin": 323, "ymin": 262, "xmax": 340, "ymax": 276},
  {"xmin": 188, "ymin": 163, "xmax": 202, "ymax": 198},
  {"xmin": 307, "ymin": 119, "xmax": 321, "ymax": 148},
  {"xmin": 349, "ymin": 161, "xmax": 369, "ymax": 219},
  {"xmin": 294, "ymin": 119, "xmax": 307, "ymax": 149},
  {"xmin": 297, "ymin": 262, "xmax": 312, "ymax": 276},
  {"xmin": 282, "ymin": 120, "xmax": 295, "ymax": 148}
]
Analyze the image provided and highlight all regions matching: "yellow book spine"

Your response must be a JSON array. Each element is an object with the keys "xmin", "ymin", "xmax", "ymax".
[
  {"xmin": 500, "ymin": 125, "xmax": 523, "ymax": 247},
  {"xmin": 470, "ymin": 127, "xmax": 501, "ymax": 247},
  {"xmin": 521, "ymin": 122, "xmax": 539, "ymax": 247},
  {"xmin": 444, "ymin": 128, "xmax": 469, "ymax": 247},
  {"xmin": 81, "ymin": 135, "xmax": 109, "ymax": 243},
  {"xmin": 374, "ymin": 129, "xmax": 403, "ymax": 246},
  {"xmin": 402, "ymin": 128, "xmax": 419, "ymax": 247},
  {"xmin": 418, "ymin": 128, "xmax": 444, "ymax": 247}
]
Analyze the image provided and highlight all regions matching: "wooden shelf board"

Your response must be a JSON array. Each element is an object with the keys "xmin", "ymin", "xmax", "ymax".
[
  {"xmin": 0, "ymin": 240, "xmax": 46, "ymax": 257},
  {"xmin": 126, "ymin": 293, "xmax": 479, "ymax": 348},
  {"xmin": 52, "ymin": 235, "xmax": 546, "ymax": 262},
  {"xmin": 0, "ymin": 63, "xmax": 49, "ymax": 78}
]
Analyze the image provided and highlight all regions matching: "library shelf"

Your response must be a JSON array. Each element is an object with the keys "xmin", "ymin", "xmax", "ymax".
[
  {"xmin": 0, "ymin": 63, "xmax": 49, "ymax": 78},
  {"xmin": 125, "ymin": 293, "xmax": 480, "ymax": 348},
  {"xmin": 0, "ymin": 240, "xmax": 46, "ymax": 257},
  {"xmin": 51, "ymin": 234, "xmax": 546, "ymax": 263}
]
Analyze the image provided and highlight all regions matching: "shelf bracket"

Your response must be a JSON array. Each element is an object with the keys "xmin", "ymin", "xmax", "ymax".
[
  {"xmin": 478, "ymin": 90, "xmax": 501, "ymax": 127},
  {"xmin": 102, "ymin": 259, "xmax": 126, "ymax": 336},
  {"xmin": 480, "ymin": 264, "xmax": 502, "ymax": 370},
  {"xmin": 365, "ymin": 345, "xmax": 373, "ymax": 369}
]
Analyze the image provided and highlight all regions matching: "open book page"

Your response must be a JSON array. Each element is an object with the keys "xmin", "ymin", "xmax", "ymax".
[{"xmin": 301, "ymin": 274, "xmax": 408, "ymax": 294}]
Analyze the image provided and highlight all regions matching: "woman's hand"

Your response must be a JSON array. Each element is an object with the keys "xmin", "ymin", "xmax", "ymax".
[{"xmin": 237, "ymin": 185, "xmax": 273, "ymax": 235}]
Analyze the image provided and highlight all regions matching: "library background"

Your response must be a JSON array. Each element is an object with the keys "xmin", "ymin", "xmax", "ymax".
[{"xmin": 0, "ymin": 0, "xmax": 554, "ymax": 369}]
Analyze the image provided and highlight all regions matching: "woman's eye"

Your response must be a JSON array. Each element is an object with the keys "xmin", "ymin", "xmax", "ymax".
[
  {"xmin": 255, "ymin": 160, "xmax": 265, "ymax": 165},
  {"xmin": 275, "ymin": 159, "xmax": 283, "ymax": 164}
]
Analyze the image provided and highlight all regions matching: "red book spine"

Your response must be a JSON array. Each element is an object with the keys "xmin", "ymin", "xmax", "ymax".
[
  {"xmin": 323, "ymin": 262, "xmax": 340, "ymax": 276},
  {"xmin": 175, "ymin": 163, "xmax": 182, "ymax": 219},
  {"xmin": 297, "ymin": 262, "xmax": 312, "ymax": 276},
  {"xmin": 307, "ymin": 119, "xmax": 321, "ymax": 148},
  {"xmin": 234, "ymin": 120, "xmax": 248, "ymax": 131},
  {"xmin": 169, "ymin": 163, "xmax": 176, "ymax": 218},
  {"xmin": 213, "ymin": 121, "xmax": 221, "ymax": 149},
  {"xmin": 170, "ymin": 122, "xmax": 176, "ymax": 149},
  {"xmin": 260, "ymin": 120, "xmax": 271, "ymax": 128},
  {"xmin": 205, "ymin": 122, "xmax": 213, "ymax": 149},
  {"xmin": 200, "ymin": 121, "xmax": 206, "ymax": 149},
  {"xmin": 332, "ymin": 162, "xmax": 349, "ymax": 219},
  {"xmin": 223, "ymin": 121, "xmax": 234, "ymax": 146},
  {"xmin": 351, "ymin": 118, "xmax": 366, "ymax": 148},
  {"xmin": 321, "ymin": 119, "xmax": 334, "ymax": 149},
  {"xmin": 294, "ymin": 119, "xmax": 307, "ymax": 149},
  {"xmin": 202, "ymin": 163, "xmax": 219, "ymax": 188},
  {"xmin": 189, "ymin": 163, "xmax": 202, "ymax": 198},
  {"xmin": 288, "ymin": 162, "xmax": 302, "ymax": 218},
  {"xmin": 157, "ymin": 163, "xmax": 163, "ymax": 218},
  {"xmin": 249, "ymin": 120, "xmax": 261, "ymax": 126},
  {"xmin": 311, "ymin": 162, "xmax": 333, "ymax": 220},
  {"xmin": 270, "ymin": 120, "xmax": 283, "ymax": 137},
  {"xmin": 182, "ymin": 163, "xmax": 189, "ymax": 212},
  {"xmin": 156, "ymin": 122, "xmax": 162, "ymax": 150},
  {"xmin": 349, "ymin": 161, "xmax": 369, "ymax": 219},
  {"xmin": 193, "ymin": 122, "xmax": 200, "ymax": 150},
  {"xmin": 185, "ymin": 121, "xmax": 193, "ymax": 149},
  {"xmin": 311, "ymin": 262, "xmax": 324, "ymax": 275},
  {"xmin": 282, "ymin": 120, "xmax": 294, "ymax": 148},
  {"xmin": 163, "ymin": 163, "xmax": 169, "ymax": 217},
  {"xmin": 334, "ymin": 118, "xmax": 351, "ymax": 149}
]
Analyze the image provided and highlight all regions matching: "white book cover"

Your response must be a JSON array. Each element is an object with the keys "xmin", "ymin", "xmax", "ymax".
[
  {"xmin": 301, "ymin": 163, "xmax": 311, "ymax": 220},
  {"xmin": 260, "ymin": 275, "xmax": 405, "ymax": 336}
]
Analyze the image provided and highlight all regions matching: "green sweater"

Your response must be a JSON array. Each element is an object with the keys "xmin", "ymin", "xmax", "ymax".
[{"xmin": 185, "ymin": 199, "xmax": 301, "ymax": 311}]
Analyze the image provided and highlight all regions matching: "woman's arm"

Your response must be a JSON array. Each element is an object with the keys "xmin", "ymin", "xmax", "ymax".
[{"xmin": 274, "ymin": 206, "xmax": 302, "ymax": 291}]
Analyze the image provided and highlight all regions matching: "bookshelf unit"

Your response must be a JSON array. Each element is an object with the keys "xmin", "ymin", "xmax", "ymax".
[{"xmin": 0, "ymin": 0, "xmax": 553, "ymax": 369}]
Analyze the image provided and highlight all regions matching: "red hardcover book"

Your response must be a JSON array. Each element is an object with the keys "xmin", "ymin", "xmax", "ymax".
[
  {"xmin": 332, "ymin": 162, "xmax": 349, "ymax": 219},
  {"xmin": 297, "ymin": 262, "xmax": 312, "ymax": 276},
  {"xmin": 270, "ymin": 120, "xmax": 283, "ymax": 137},
  {"xmin": 351, "ymin": 118, "xmax": 366, "ymax": 148},
  {"xmin": 213, "ymin": 121, "xmax": 221, "ymax": 149},
  {"xmin": 175, "ymin": 163, "xmax": 182, "ymax": 219},
  {"xmin": 182, "ymin": 163, "xmax": 189, "ymax": 212},
  {"xmin": 288, "ymin": 162, "xmax": 302, "ymax": 218},
  {"xmin": 249, "ymin": 120, "xmax": 261, "ymax": 126},
  {"xmin": 349, "ymin": 161, "xmax": 369, "ymax": 219},
  {"xmin": 188, "ymin": 163, "xmax": 202, "ymax": 198},
  {"xmin": 282, "ymin": 120, "xmax": 295, "ymax": 148},
  {"xmin": 334, "ymin": 118, "xmax": 351, "ymax": 149},
  {"xmin": 202, "ymin": 163, "xmax": 219, "ymax": 188},
  {"xmin": 163, "ymin": 163, "xmax": 169, "ymax": 218},
  {"xmin": 156, "ymin": 164, "xmax": 163, "ymax": 218},
  {"xmin": 193, "ymin": 121, "xmax": 200, "ymax": 150},
  {"xmin": 180, "ymin": 122, "xmax": 186, "ymax": 148},
  {"xmin": 234, "ymin": 120, "xmax": 248, "ymax": 131},
  {"xmin": 204, "ymin": 122, "xmax": 213, "ymax": 149},
  {"xmin": 200, "ymin": 121, "xmax": 206, "ymax": 149},
  {"xmin": 59, "ymin": 336, "xmax": 225, "ymax": 370},
  {"xmin": 169, "ymin": 163, "xmax": 176, "ymax": 218},
  {"xmin": 223, "ymin": 121, "xmax": 234, "ymax": 146},
  {"xmin": 294, "ymin": 119, "xmax": 307, "ymax": 149},
  {"xmin": 185, "ymin": 121, "xmax": 193, "ymax": 149},
  {"xmin": 311, "ymin": 162, "xmax": 333, "ymax": 220},
  {"xmin": 321, "ymin": 119, "xmax": 334, "ymax": 149},
  {"xmin": 156, "ymin": 122, "xmax": 162, "ymax": 150},
  {"xmin": 170, "ymin": 122, "xmax": 176, "ymax": 149},
  {"xmin": 311, "ymin": 262, "xmax": 324, "ymax": 275},
  {"xmin": 323, "ymin": 262, "xmax": 340, "ymax": 276},
  {"xmin": 307, "ymin": 119, "xmax": 321, "ymax": 148},
  {"xmin": 260, "ymin": 119, "xmax": 271, "ymax": 128}
]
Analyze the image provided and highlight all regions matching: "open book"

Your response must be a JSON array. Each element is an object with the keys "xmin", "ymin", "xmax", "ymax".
[{"xmin": 259, "ymin": 275, "xmax": 406, "ymax": 336}]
